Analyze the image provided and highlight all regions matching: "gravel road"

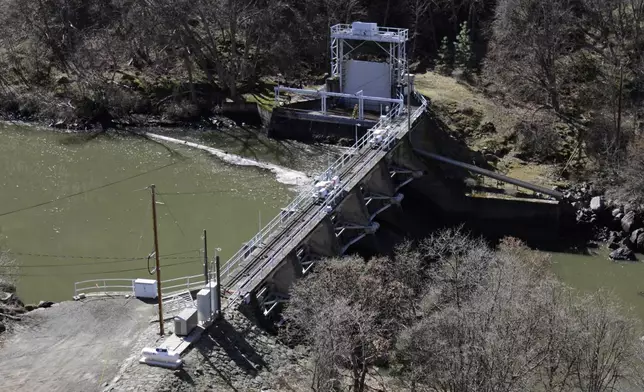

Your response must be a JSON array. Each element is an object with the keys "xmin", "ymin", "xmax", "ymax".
[{"xmin": 0, "ymin": 297, "xmax": 155, "ymax": 392}]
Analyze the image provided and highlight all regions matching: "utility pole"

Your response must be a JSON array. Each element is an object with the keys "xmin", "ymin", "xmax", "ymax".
[
  {"xmin": 203, "ymin": 229, "xmax": 210, "ymax": 319},
  {"xmin": 215, "ymin": 250, "xmax": 222, "ymax": 319},
  {"xmin": 407, "ymin": 69, "xmax": 411, "ymax": 132},
  {"xmin": 150, "ymin": 184, "xmax": 164, "ymax": 336}
]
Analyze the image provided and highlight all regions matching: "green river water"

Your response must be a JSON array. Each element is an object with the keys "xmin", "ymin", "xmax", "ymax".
[
  {"xmin": 0, "ymin": 124, "xmax": 294, "ymax": 304},
  {"xmin": 1, "ymin": 123, "xmax": 644, "ymax": 322}
]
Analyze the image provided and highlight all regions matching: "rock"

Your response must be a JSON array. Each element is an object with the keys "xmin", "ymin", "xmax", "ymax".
[
  {"xmin": 0, "ymin": 322, "xmax": 5, "ymax": 334},
  {"xmin": 37, "ymin": 301, "xmax": 54, "ymax": 309},
  {"xmin": 610, "ymin": 246, "xmax": 637, "ymax": 261},
  {"xmin": 621, "ymin": 211, "xmax": 640, "ymax": 233},
  {"xmin": 52, "ymin": 120, "xmax": 67, "ymax": 129},
  {"xmin": 484, "ymin": 153, "xmax": 500, "ymax": 164},
  {"xmin": 576, "ymin": 208, "xmax": 596, "ymax": 224},
  {"xmin": 590, "ymin": 196, "xmax": 604, "ymax": 212},
  {"xmin": 632, "ymin": 228, "xmax": 644, "ymax": 250},
  {"xmin": 0, "ymin": 292, "xmax": 12, "ymax": 302},
  {"xmin": 25, "ymin": 304, "xmax": 36, "ymax": 312},
  {"xmin": 608, "ymin": 231, "xmax": 622, "ymax": 249},
  {"xmin": 479, "ymin": 122, "xmax": 496, "ymax": 134}
]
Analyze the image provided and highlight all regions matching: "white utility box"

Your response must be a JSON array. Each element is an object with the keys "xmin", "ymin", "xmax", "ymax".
[
  {"xmin": 352, "ymin": 22, "xmax": 378, "ymax": 36},
  {"xmin": 197, "ymin": 288, "xmax": 212, "ymax": 324},
  {"xmin": 134, "ymin": 278, "xmax": 157, "ymax": 299},
  {"xmin": 207, "ymin": 281, "xmax": 219, "ymax": 315},
  {"xmin": 174, "ymin": 308, "xmax": 198, "ymax": 336}
]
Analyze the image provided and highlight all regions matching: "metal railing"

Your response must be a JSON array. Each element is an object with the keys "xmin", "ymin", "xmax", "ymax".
[
  {"xmin": 331, "ymin": 24, "xmax": 409, "ymax": 42},
  {"xmin": 161, "ymin": 273, "xmax": 206, "ymax": 297},
  {"xmin": 73, "ymin": 274, "xmax": 208, "ymax": 298},
  {"xmin": 74, "ymin": 279, "xmax": 135, "ymax": 297}
]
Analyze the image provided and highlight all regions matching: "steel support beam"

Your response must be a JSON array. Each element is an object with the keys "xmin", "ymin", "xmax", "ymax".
[{"xmin": 413, "ymin": 149, "xmax": 564, "ymax": 199}]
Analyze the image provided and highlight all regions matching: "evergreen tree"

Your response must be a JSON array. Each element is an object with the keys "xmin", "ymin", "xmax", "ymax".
[
  {"xmin": 454, "ymin": 22, "xmax": 474, "ymax": 75},
  {"xmin": 435, "ymin": 36, "xmax": 453, "ymax": 76}
]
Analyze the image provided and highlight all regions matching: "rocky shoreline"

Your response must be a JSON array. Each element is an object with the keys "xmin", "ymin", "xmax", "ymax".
[
  {"xmin": 564, "ymin": 183, "xmax": 644, "ymax": 261},
  {"xmin": 0, "ymin": 285, "xmax": 56, "ymax": 337}
]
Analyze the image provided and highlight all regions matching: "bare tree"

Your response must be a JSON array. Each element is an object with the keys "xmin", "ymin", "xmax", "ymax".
[
  {"xmin": 395, "ymin": 231, "xmax": 640, "ymax": 392},
  {"xmin": 487, "ymin": 0, "xmax": 575, "ymax": 112},
  {"xmin": 572, "ymin": 291, "xmax": 639, "ymax": 392}
]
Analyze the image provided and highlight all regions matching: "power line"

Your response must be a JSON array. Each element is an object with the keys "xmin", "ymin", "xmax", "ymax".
[
  {"xmin": 0, "ymin": 160, "xmax": 182, "ymax": 219},
  {"xmin": 5, "ymin": 248, "xmax": 200, "ymax": 261},
  {"xmin": 156, "ymin": 193, "xmax": 186, "ymax": 238},
  {"xmin": 0, "ymin": 255, "xmax": 199, "ymax": 268},
  {"xmin": 2, "ymin": 258, "xmax": 201, "ymax": 277},
  {"xmin": 157, "ymin": 190, "xmax": 237, "ymax": 196}
]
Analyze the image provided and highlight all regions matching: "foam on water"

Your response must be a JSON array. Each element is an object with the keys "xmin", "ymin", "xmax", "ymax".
[{"xmin": 146, "ymin": 133, "xmax": 311, "ymax": 187}]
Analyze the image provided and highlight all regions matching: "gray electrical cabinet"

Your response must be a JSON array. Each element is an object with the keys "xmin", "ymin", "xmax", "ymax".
[{"xmin": 173, "ymin": 308, "xmax": 198, "ymax": 336}]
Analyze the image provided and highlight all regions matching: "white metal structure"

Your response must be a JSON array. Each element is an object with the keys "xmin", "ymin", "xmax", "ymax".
[
  {"xmin": 330, "ymin": 22, "xmax": 409, "ymax": 99},
  {"xmin": 274, "ymin": 86, "xmax": 403, "ymax": 120}
]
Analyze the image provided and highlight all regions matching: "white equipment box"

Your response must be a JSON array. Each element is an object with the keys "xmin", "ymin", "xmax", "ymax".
[
  {"xmin": 134, "ymin": 279, "xmax": 157, "ymax": 299},
  {"xmin": 174, "ymin": 308, "xmax": 198, "ymax": 336},
  {"xmin": 352, "ymin": 22, "xmax": 378, "ymax": 36},
  {"xmin": 197, "ymin": 288, "xmax": 212, "ymax": 324}
]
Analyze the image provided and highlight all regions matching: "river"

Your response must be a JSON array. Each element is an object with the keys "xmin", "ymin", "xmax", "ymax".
[
  {"xmin": 551, "ymin": 249, "xmax": 644, "ymax": 321},
  {"xmin": 0, "ymin": 123, "xmax": 301, "ymax": 304}
]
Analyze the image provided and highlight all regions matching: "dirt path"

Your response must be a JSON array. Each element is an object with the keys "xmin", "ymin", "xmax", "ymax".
[{"xmin": 0, "ymin": 297, "xmax": 155, "ymax": 392}]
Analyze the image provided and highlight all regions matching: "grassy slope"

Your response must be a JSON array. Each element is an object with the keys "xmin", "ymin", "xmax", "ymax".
[{"xmin": 415, "ymin": 72, "xmax": 567, "ymax": 190}]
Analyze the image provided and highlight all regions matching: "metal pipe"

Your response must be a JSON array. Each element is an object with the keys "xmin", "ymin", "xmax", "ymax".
[{"xmin": 413, "ymin": 149, "xmax": 564, "ymax": 200}]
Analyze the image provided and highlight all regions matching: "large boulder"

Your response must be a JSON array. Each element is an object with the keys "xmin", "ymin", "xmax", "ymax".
[
  {"xmin": 0, "ymin": 292, "xmax": 12, "ymax": 303},
  {"xmin": 576, "ymin": 208, "xmax": 597, "ymax": 224},
  {"xmin": 608, "ymin": 231, "xmax": 623, "ymax": 249},
  {"xmin": 37, "ymin": 301, "xmax": 54, "ymax": 309},
  {"xmin": 621, "ymin": 211, "xmax": 640, "ymax": 233},
  {"xmin": 610, "ymin": 246, "xmax": 637, "ymax": 261},
  {"xmin": 631, "ymin": 228, "xmax": 644, "ymax": 251},
  {"xmin": 590, "ymin": 196, "xmax": 604, "ymax": 212}
]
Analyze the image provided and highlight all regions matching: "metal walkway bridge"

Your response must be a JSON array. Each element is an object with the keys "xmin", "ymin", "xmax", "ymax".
[{"xmin": 219, "ymin": 93, "xmax": 428, "ymax": 311}]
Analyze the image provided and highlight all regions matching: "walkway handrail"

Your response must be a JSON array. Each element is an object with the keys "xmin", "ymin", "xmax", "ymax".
[
  {"xmin": 74, "ymin": 274, "xmax": 210, "ymax": 298},
  {"xmin": 74, "ymin": 278, "xmax": 135, "ymax": 297},
  {"xmin": 161, "ymin": 273, "xmax": 206, "ymax": 297}
]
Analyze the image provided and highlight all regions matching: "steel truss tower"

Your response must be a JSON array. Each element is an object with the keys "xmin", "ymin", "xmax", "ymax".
[{"xmin": 330, "ymin": 23, "xmax": 409, "ymax": 100}]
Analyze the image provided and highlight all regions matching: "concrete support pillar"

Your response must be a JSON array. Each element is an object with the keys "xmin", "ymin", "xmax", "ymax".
[
  {"xmin": 305, "ymin": 216, "xmax": 341, "ymax": 258},
  {"xmin": 363, "ymin": 161, "xmax": 396, "ymax": 197},
  {"xmin": 336, "ymin": 189, "xmax": 371, "ymax": 226},
  {"xmin": 389, "ymin": 138, "xmax": 428, "ymax": 173},
  {"xmin": 268, "ymin": 253, "xmax": 303, "ymax": 294}
]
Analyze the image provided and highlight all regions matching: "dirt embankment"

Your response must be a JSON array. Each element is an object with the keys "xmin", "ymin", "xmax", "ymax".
[{"xmin": 0, "ymin": 297, "xmax": 156, "ymax": 392}]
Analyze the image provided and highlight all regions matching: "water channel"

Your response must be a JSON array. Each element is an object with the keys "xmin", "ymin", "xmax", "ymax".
[{"xmin": 1, "ymin": 123, "xmax": 644, "ymax": 322}]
